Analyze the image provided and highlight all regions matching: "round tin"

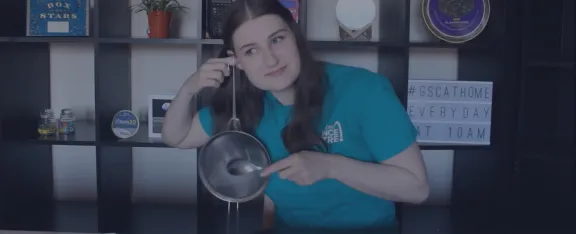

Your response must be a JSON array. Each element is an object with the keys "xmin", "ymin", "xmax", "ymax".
[
  {"xmin": 111, "ymin": 110, "xmax": 140, "ymax": 139},
  {"xmin": 422, "ymin": 0, "xmax": 491, "ymax": 43}
]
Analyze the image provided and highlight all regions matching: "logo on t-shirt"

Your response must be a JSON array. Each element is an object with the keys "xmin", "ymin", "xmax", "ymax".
[{"xmin": 322, "ymin": 121, "xmax": 344, "ymax": 144}]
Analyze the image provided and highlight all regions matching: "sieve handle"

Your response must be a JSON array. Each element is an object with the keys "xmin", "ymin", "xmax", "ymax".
[{"xmin": 227, "ymin": 117, "xmax": 241, "ymax": 131}]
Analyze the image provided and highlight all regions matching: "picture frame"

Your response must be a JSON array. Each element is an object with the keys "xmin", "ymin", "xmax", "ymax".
[{"xmin": 148, "ymin": 94, "xmax": 175, "ymax": 138}]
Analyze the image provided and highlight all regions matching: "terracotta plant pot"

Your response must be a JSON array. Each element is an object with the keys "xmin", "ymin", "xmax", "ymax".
[{"xmin": 148, "ymin": 10, "xmax": 172, "ymax": 38}]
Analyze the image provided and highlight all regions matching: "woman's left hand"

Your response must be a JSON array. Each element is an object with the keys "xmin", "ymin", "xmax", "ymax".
[{"xmin": 260, "ymin": 151, "xmax": 335, "ymax": 185}]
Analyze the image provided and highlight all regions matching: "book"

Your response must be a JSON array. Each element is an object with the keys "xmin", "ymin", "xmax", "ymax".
[{"xmin": 26, "ymin": 0, "xmax": 90, "ymax": 36}]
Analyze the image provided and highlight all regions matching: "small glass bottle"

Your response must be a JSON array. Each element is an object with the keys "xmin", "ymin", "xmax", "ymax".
[
  {"xmin": 58, "ymin": 108, "xmax": 76, "ymax": 135},
  {"xmin": 38, "ymin": 109, "xmax": 57, "ymax": 136}
]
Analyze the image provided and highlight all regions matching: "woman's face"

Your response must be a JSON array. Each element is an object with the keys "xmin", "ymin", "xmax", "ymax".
[{"xmin": 232, "ymin": 14, "xmax": 301, "ymax": 92}]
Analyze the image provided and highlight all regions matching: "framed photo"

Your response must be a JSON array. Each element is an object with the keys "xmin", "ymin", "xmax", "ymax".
[{"xmin": 148, "ymin": 95, "xmax": 175, "ymax": 138}]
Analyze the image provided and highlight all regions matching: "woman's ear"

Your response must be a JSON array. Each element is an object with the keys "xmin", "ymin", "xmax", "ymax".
[
  {"xmin": 236, "ymin": 63, "xmax": 244, "ymax": 70},
  {"xmin": 226, "ymin": 50, "xmax": 243, "ymax": 70}
]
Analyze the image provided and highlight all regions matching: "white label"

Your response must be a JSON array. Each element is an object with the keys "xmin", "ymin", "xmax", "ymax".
[
  {"xmin": 47, "ymin": 21, "xmax": 70, "ymax": 33},
  {"xmin": 407, "ymin": 101, "xmax": 492, "ymax": 123},
  {"xmin": 408, "ymin": 80, "xmax": 493, "ymax": 102},
  {"xmin": 413, "ymin": 122, "xmax": 491, "ymax": 145}
]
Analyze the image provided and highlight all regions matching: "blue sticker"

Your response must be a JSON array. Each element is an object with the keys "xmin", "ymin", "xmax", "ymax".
[{"xmin": 112, "ymin": 110, "xmax": 139, "ymax": 139}]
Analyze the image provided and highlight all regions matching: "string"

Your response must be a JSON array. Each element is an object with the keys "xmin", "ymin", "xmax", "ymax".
[
  {"xmin": 236, "ymin": 202, "xmax": 239, "ymax": 234},
  {"xmin": 226, "ymin": 201, "xmax": 231, "ymax": 234},
  {"xmin": 226, "ymin": 202, "xmax": 240, "ymax": 234},
  {"xmin": 231, "ymin": 58, "xmax": 237, "ymax": 120}
]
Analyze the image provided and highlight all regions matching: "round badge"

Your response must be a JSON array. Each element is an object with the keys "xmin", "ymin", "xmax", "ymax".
[
  {"xmin": 111, "ymin": 110, "xmax": 140, "ymax": 139},
  {"xmin": 422, "ymin": 0, "xmax": 490, "ymax": 43}
]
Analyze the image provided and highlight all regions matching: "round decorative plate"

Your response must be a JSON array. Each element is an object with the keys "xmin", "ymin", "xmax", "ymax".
[
  {"xmin": 336, "ymin": 0, "xmax": 376, "ymax": 31},
  {"xmin": 422, "ymin": 0, "xmax": 491, "ymax": 43}
]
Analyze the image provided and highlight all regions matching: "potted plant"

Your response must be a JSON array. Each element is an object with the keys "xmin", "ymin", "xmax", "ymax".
[{"xmin": 131, "ymin": 0, "xmax": 188, "ymax": 38}]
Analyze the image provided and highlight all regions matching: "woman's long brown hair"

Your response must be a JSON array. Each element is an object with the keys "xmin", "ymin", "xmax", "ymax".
[{"xmin": 210, "ymin": 0, "xmax": 328, "ymax": 153}]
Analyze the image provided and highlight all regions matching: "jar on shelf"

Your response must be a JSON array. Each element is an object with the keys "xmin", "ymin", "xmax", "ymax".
[
  {"xmin": 38, "ymin": 109, "xmax": 57, "ymax": 136},
  {"xmin": 58, "ymin": 108, "xmax": 76, "ymax": 135}
]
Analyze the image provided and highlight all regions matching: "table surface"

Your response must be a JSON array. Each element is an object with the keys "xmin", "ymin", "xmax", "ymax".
[{"xmin": 0, "ymin": 199, "xmax": 574, "ymax": 234}]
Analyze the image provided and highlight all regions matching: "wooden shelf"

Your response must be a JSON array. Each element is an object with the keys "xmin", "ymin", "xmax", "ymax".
[
  {"xmin": 0, "ymin": 121, "xmax": 96, "ymax": 146},
  {"xmin": 101, "ymin": 122, "xmax": 170, "ymax": 148},
  {"xmin": 419, "ymin": 143, "xmax": 491, "ymax": 151},
  {"xmin": 98, "ymin": 37, "xmax": 223, "ymax": 45},
  {"xmin": 409, "ymin": 41, "xmax": 503, "ymax": 50},
  {"xmin": 308, "ymin": 40, "xmax": 403, "ymax": 48},
  {"xmin": 0, "ymin": 36, "xmax": 95, "ymax": 43},
  {"xmin": 0, "ymin": 36, "xmax": 505, "ymax": 50}
]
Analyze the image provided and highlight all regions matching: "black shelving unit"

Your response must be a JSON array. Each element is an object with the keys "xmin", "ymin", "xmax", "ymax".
[
  {"xmin": 509, "ymin": 0, "xmax": 575, "ymax": 229},
  {"xmin": 0, "ymin": 0, "xmax": 525, "ymax": 233}
]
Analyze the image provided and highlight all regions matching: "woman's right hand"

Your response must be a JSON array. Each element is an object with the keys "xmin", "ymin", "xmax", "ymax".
[{"xmin": 183, "ymin": 57, "xmax": 236, "ymax": 95}]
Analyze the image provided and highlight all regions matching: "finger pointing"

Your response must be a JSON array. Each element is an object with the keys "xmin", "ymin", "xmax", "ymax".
[{"xmin": 260, "ymin": 157, "xmax": 295, "ymax": 177}]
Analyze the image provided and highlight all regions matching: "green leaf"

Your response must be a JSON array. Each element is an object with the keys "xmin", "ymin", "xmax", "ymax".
[{"xmin": 129, "ymin": 0, "xmax": 187, "ymax": 13}]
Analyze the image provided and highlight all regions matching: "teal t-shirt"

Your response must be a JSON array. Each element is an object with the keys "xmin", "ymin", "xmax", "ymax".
[{"xmin": 198, "ymin": 62, "xmax": 417, "ymax": 229}]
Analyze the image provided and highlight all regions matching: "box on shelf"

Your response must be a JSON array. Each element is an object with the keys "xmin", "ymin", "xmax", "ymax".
[{"xmin": 26, "ymin": 0, "xmax": 90, "ymax": 36}]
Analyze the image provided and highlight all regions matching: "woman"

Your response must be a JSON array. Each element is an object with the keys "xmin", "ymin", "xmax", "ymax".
[{"xmin": 162, "ymin": 0, "xmax": 429, "ymax": 230}]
